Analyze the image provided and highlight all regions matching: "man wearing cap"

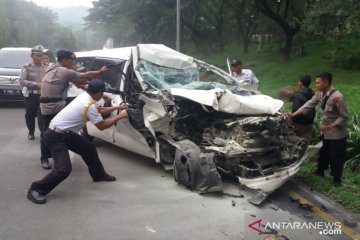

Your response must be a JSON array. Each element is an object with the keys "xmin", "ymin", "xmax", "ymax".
[
  {"xmin": 231, "ymin": 59, "xmax": 259, "ymax": 89},
  {"xmin": 290, "ymin": 74, "xmax": 315, "ymax": 143},
  {"xmin": 19, "ymin": 45, "xmax": 47, "ymax": 140},
  {"xmin": 39, "ymin": 49, "xmax": 108, "ymax": 170},
  {"xmin": 27, "ymin": 79, "xmax": 128, "ymax": 204}
]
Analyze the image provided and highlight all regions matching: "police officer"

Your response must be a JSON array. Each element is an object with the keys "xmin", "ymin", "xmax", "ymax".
[
  {"xmin": 19, "ymin": 45, "xmax": 47, "ymax": 140},
  {"xmin": 39, "ymin": 50, "xmax": 108, "ymax": 170},
  {"xmin": 27, "ymin": 79, "xmax": 128, "ymax": 204},
  {"xmin": 289, "ymin": 72, "xmax": 349, "ymax": 187}
]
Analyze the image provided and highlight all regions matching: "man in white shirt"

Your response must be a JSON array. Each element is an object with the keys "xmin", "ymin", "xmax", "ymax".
[
  {"xmin": 27, "ymin": 79, "xmax": 128, "ymax": 204},
  {"xmin": 231, "ymin": 59, "xmax": 259, "ymax": 88}
]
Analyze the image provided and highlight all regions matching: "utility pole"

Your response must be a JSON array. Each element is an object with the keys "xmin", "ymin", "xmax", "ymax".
[{"xmin": 176, "ymin": 0, "xmax": 180, "ymax": 51}]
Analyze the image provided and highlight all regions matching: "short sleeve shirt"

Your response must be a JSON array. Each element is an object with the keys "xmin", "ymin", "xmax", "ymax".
[
  {"xmin": 19, "ymin": 62, "xmax": 47, "ymax": 91},
  {"xmin": 296, "ymin": 87, "xmax": 349, "ymax": 139},
  {"xmin": 49, "ymin": 92, "xmax": 103, "ymax": 133},
  {"xmin": 233, "ymin": 69, "xmax": 259, "ymax": 85},
  {"xmin": 40, "ymin": 63, "xmax": 82, "ymax": 115}
]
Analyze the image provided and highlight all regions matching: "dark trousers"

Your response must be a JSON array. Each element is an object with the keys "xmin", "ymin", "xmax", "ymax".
[
  {"xmin": 40, "ymin": 113, "xmax": 58, "ymax": 159},
  {"xmin": 24, "ymin": 94, "xmax": 44, "ymax": 134},
  {"xmin": 30, "ymin": 129, "xmax": 107, "ymax": 195},
  {"xmin": 317, "ymin": 138, "xmax": 347, "ymax": 180}
]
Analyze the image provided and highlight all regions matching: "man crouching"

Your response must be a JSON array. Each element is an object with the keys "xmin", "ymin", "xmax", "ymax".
[{"xmin": 27, "ymin": 79, "xmax": 128, "ymax": 204}]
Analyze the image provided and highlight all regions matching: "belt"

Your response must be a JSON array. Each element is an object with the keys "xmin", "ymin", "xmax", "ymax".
[
  {"xmin": 28, "ymin": 89, "xmax": 40, "ymax": 94},
  {"xmin": 49, "ymin": 125, "xmax": 65, "ymax": 134},
  {"xmin": 40, "ymin": 97, "xmax": 62, "ymax": 103}
]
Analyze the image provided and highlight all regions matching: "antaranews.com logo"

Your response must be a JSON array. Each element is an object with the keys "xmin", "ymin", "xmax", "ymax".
[{"xmin": 247, "ymin": 218, "xmax": 342, "ymax": 237}]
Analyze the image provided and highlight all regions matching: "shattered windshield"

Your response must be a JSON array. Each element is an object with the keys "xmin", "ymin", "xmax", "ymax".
[{"xmin": 138, "ymin": 60, "xmax": 253, "ymax": 96}]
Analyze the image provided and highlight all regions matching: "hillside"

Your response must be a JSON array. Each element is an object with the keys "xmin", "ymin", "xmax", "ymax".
[{"xmin": 190, "ymin": 41, "xmax": 360, "ymax": 112}]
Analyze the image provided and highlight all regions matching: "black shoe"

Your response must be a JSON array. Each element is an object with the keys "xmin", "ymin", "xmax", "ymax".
[
  {"xmin": 333, "ymin": 179, "xmax": 342, "ymax": 187},
  {"xmin": 27, "ymin": 190, "xmax": 46, "ymax": 204},
  {"xmin": 28, "ymin": 133, "xmax": 35, "ymax": 140},
  {"xmin": 40, "ymin": 158, "xmax": 51, "ymax": 170},
  {"xmin": 93, "ymin": 173, "xmax": 116, "ymax": 182},
  {"xmin": 313, "ymin": 170, "xmax": 324, "ymax": 177}
]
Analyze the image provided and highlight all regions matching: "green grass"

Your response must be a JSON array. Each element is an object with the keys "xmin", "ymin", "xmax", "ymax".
[
  {"xmin": 187, "ymin": 40, "xmax": 360, "ymax": 212},
  {"xmin": 189, "ymin": 41, "xmax": 360, "ymax": 112},
  {"xmin": 297, "ymin": 162, "xmax": 360, "ymax": 212}
]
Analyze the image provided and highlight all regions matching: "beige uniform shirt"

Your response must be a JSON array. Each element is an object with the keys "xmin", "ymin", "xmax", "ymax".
[
  {"xmin": 40, "ymin": 63, "xmax": 81, "ymax": 115},
  {"xmin": 19, "ymin": 62, "xmax": 47, "ymax": 94},
  {"xmin": 295, "ymin": 87, "xmax": 348, "ymax": 140}
]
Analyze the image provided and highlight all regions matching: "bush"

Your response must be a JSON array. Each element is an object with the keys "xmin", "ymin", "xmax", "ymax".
[
  {"xmin": 345, "ymin": 113, "xmax": 360, "ymax": 171},
  {"xmin": 333, "ymin": 50, "xmax": 360, "ymax": 70}
]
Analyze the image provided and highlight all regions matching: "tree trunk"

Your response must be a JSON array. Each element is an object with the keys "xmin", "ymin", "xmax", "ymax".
[
  {"xmin": 191, "ymin": 33, "xmax": 208, "ymax": 55},
  {"xmin": 243, "ymin": 37, "xmax": 250, "ymax": 53},
  {"xmin": 284, "ymin": 33, "xmax": 293, "ymax": 60}
]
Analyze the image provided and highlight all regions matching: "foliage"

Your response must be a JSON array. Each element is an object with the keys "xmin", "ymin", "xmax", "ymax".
[
  {"xmin": 345, "ymin": 113, "xmax": 360, "ymax": 171},
  {"xmin": 85, "ymin": 0, "xmax": 177, "ymax": 48},
  {"xmin": 254, "ymin": 0, "xmax": 308, "ymax": 60},
  {"xmin": 303, "ymin": 0, "xmax": 360, "ymax": 68},
  {"xmin": 333, "ymin": 49, "xmax": 360, "ymax": 70},
  {"xmin": 297, "ymin": 162, "xmax": 360, "ymax": 213},
  {"xmin": 311, "ymin": 108, "xmax": 322, "ymax": 143},
  {"xmin": 51, "ymin": 26, "xmax": 78, "ymax": 51},
  {"xmin": 0, "ymin": 0, "xmax": 79, "ymax": 50},
  {"xmin": 311, "ymin": 110, "xmax": 360, "ymax": 172},
  {"xmin": 303, "ymin": 0, "xmax": 360, "ymax": 38},
  {"xmin": 228, "ymin": 0, "xmax": 259, "ymax": 54}
]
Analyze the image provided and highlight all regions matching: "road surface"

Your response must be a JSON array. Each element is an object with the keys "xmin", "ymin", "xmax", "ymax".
[{"xmin": 0, "ymin": 106, "xmax": 359, "ymax": 240}]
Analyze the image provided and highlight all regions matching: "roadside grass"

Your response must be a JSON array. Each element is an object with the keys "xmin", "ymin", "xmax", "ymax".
[
  {"xmin": 297, "ymin": 162, "xmax": 360, "ymax": 213},
  {"xmin": 190, "ymin": 40, "xmax": 360, "ymax": 112},
  {"xmin": 188, "ymin": 40, "xmax": 360, "ymax": 213}
]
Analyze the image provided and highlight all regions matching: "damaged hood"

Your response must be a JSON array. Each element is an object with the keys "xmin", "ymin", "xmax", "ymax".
[
  {"xmin": 170, "ymin": 88, "xmax": 283, "ymax": 115},
  {"xmin": 137, "ymin": 44, "xmax": 196, "ymax": 69},
  {"xmin": 133, "ymin": 44, "xmax": 283, "ymax": 115}
]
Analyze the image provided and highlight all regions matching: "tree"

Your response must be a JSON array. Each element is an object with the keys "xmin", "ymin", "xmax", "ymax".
[
  {"xmin": 255, "ymin": 0, "xmax": 306, "ymax": 60},
  {"xmin": 303, "ymin": 0, "xmax": 360, "ymax": 68},
  {"xmin": 85, "ymin": 0, "xmax": 176, "ymax": 47},
  {"xmin": 202, "ymin": 0, "xmax": 228, "ymax": 51},
  {"xmin": 51, "ymin": 26, "xmax": 78, "ymax": 51},
  {"xmin": 229, "ymin": 0, "xmax": 259, "ymax": 53},
  {"xmin": 180, "ymin": 0, "xmax": 212, "ymax": 53},
  {"xmin": 0, "ymin": 0, "xmax": 69, "ymax": 50}
]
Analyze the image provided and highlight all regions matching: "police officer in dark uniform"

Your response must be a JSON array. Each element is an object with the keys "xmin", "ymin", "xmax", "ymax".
[{"xmin": 19, "ymin": 45, "xmax": 47, "ymax": 140}]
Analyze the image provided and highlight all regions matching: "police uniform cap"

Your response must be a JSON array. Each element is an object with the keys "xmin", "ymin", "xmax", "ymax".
[
  {"xmin": 31, "ymin": 45, "xmax": 44, "ymax": 53},
  {"xmin": 87, "ymin": 79, "xmax": 105, "ymax": 94},
  {"xmin": 231, "ymin": 59, "xmax": 242, "ymax": 66},
  {"xmin": 57, "ymin": 50, "xmax": 76, "ymax": 62}
]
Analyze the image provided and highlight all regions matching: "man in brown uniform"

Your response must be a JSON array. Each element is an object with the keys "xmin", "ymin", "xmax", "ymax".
[
  {"xmin": 289, "ymin": 72, "xmax": 348, "ymax": 187},
  {"xmin": 39, "ymin": 50, "xmax": 108, "ymax": 169},
  {"xmin": 19, "ymin": 45, "xmax": 47, "ymax": 140}
]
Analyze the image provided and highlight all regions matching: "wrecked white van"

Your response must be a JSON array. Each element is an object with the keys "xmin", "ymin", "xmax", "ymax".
[{"xmin": 74, "ymin": 44, "xmax": 306, "ymax": 203}]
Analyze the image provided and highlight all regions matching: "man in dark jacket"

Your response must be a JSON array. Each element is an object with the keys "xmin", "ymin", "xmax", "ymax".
[{"xmin": 291, "ymin": 75, "xmax": 315, "ymax": 143}]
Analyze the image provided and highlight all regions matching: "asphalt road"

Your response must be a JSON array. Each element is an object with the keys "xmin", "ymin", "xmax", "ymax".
[{"xmin": 0, "ymin": 106, "xmax": 359, "ymax": 240}]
